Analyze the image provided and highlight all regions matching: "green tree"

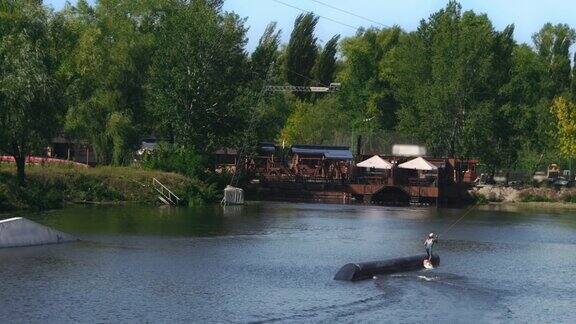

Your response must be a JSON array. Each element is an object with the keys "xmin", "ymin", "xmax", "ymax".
[
  {"xmin": 314, "ymin": 35, "xmax": 340, "ymax": 86},
  {"xmin": 550, "ymin": 96, "xmax": 576, "ymax": 159},
  {"xmin": 285, "ymin": 13, "xmax": 318, "ymax": 88},
  {"xmin": 571, "ymin": 52, "xmax": 576, "ymax": 99},
  {"xmin": 280, "ymin": 96, "xmax": 351, "ymax": 145},
  {"xmin": 502, "ymin": 44, "xmax": 555, "ymax": 171},
  {"xmin": 106, "ymin": 111, "xmax": 136, "ymax": 165},
  {"xmin": 251, "ymin": 22, "xmax": 281, "ymax": 83},
  {"xmin": 146, "ymin": 0, "xmax": 249, "ymax": 153},
  {"xmin": 393, "ymin": 2, "xmax": 516, "ymax": 172},
  {"xmin": 339, "ymin": 27, "xmax": 402, "ymax": 132},
  {"xmin": 532, "ymin": 23, "xmax": 576, "ymax": 97},
  {"xmin": 0, "ymin": 1, "xmax": 58, "ymax": 182},
  {"xmin": 59, "ymin": 0, "xmax": 158, "ymax": 164}
]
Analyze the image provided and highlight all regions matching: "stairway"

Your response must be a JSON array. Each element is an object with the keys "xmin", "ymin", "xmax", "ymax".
[{"xmin": 152, "ymin": 178, "xmax": 181, "ymax": 206}]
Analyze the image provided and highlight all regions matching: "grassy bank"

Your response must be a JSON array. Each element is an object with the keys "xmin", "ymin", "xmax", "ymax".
[{"xmin": 0, "ymin": 164, "xmax": 217, "ymax": 212}]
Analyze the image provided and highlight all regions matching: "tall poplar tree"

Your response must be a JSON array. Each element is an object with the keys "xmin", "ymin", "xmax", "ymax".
[
  {"xmin": 251, "ymin": 22, "xmax": 281, "ymax": 83},
  {"xmin": 285, "ymin": 13, "xmax": 318, "ymax": 88},
  {"xmin": 314, "ymin": 35, "xmax": 340, "ymax": 86}
]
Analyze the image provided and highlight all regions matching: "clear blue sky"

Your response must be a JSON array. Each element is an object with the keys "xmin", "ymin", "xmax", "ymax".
[{"xmin": 45, "ymin": 0, "xmax": 576, "ymax": 51}]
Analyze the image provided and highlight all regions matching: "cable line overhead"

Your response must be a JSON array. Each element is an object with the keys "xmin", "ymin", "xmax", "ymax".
[
  {"xmin": 309, "ymin": 0, "xmax": 390, "ymax": 28},
  {"xmin": 270, "ymin": 0, "xmax": 360, "ymax": 31}
]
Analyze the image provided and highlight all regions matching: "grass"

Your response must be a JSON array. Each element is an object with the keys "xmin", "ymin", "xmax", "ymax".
[{"xmin": 0, "ymin": 163, "xmax": 210, "ymax": 212}]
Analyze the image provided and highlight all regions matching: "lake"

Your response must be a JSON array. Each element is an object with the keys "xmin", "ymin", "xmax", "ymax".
[{"xmin": 1, "ymin": 202, "xmax": 575, "ymax": 323}]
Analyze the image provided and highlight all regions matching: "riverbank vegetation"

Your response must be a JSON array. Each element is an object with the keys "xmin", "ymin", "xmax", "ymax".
[
  {"xmin": 1, "ymin": 1, "xmax": 576, "ymax": 209},
  {"xmin": 0, "ymin": 164, "xmax": 219, "ymax": 212},
  {"xmin": 472, "ymin": 185, "xmax": 576, "ymax": 204}
]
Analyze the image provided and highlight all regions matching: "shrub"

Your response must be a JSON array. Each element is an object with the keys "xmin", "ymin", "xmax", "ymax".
[
  {"xmin": 520, "ymin": 194, "xmax": 552, "ymax": 202},
  {"xmin": 141, "ymin": 143, "xmax": 229, "ymax": 205},
  {"xmin": 141, "ymin": 143, "xmax": 207, "ymax": 179},
  {"xmin": 0, "ymin": 164, "xmax": 193, "ymax": 211},
  {"xmin": 474, "ymin": 193, "xmax": 489, "ymax": 204},
  {"xmin": 560, "ymin": 189, "xmax": 576, "ymax": 203}
]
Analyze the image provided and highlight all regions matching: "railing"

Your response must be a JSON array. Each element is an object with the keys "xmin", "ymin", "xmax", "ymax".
[
  {"xmin": 152, "ymin": 178, "xmax": 181, "ymax": 206},
  {"xmin": 262, "ymin": 174, "xmax": 349, "ymax": 184},
  {"xmin": 407, "ymin": 177, "xmax": 437, "ymax": 187}
]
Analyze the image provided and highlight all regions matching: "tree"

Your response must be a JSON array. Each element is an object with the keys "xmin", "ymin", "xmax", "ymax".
[
  {"xmin": 571, "ymin": 52, "xmax": 576, "ymax": 100},
  {"xmin": 146, "ymin": 1, "xmax": 249, "ymax": 153},
  {"xmin": 393, "ymin": 2, "xmax": 517, "ymax": 172},
  {"xmin": 314, "ymin": 35, "xmax": 340, "ymax": 86},
  {"xmin": 59, "ymin": 0, "xmax": 158, "ymax": 164},
  {"xmin": 532, "ymin": 23, "xmax": 576, "ymax": 97},
  {"xmin": 106, "ymin": 111, "xmax": 137, "ymax": 165},
  {"xmin": 502, "ymin": 44, "xmax": 555, "ymax": 170},
  {"xmin": 339, "ymin": 27, "xmax": 402, "ymax": 132},
  {"xmin": 550, "ymin": 96, "xmax": 576, "ymax": 159},
  {"xmin": 0, "ymin": 1, "xmax": 58, "ymax": 183},
  {"xmin": 285, "ymin": 13, "xmax": 318, "ymax": 88},
  {"xmin": 280, "ymin": 96, "xmax": 351, "ymax": 145},
  {"xmin": 251, "ymin": 22, "xmax": 281, "ymax": 83}
]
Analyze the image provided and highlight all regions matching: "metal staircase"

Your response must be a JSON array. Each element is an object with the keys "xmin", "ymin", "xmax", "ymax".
[{"xmin": 152, "ymin": 178, "xmax": 181, "ymax": 206}]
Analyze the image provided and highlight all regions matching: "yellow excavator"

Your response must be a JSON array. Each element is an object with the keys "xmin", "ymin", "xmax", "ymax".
[{"xmin": 547, "ymin": 163, "xmax": 560, "ymax": 179}]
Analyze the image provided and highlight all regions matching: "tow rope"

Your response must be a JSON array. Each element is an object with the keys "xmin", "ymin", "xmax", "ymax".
[{"xmin": 439, "ymin": 202, "xmax": 480, "ymax": 236}]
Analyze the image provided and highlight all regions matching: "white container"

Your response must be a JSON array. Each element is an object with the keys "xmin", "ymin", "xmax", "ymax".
[{"xmin": 222, "ymin": 185, "xmax": 244, "ymax": 205}]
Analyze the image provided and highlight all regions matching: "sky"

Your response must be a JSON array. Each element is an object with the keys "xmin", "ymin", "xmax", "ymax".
[{"xmin": 44, "ymin": 0, "xmax": 576, "ymax": 51}]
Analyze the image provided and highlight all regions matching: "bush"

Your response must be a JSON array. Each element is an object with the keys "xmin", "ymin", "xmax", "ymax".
[
  {"xmin": 141, "ymin": 143, "xmax": 207, "ymax": 179},
  {"xmin": 474, "ymin": 193, "xmax": 489, "ymax": 204},
  {"xmin": 140, "ymin": 143, "xmax": 228, "ymax": 205},
  {"xmin": 559, "ymin": 189, "xmax": 576, "ymax": 203},
  {"xmin": 0, "ymin": 175, "xmax": 64, "ymax": 211},
  {"xmin": 69, "ymin": 175, "xmax": 123, "ymax": 202},
  {"xmin": 520, "ymin": 194, "xmax": 552, "ymax": 202},
  {"xmin": 0, "ymin": 164, "xmax": 193, "ymax": 211}
]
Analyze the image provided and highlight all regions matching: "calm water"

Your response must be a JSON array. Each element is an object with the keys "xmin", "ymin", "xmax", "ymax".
[{"xmin": 1, "ymin": 202, "xmax": 575, "ymax": 323}]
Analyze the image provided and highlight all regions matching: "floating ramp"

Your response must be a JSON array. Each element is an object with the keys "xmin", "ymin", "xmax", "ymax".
[
  {"xmin": 334, "ymin": 254, "xmax": 440, "ymax": 281},
  {"xmin": 0, "ymin": 217, "xmax": 76, "ymax": 248}
]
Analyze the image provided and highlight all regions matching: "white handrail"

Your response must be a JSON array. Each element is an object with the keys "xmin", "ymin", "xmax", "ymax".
[{"xmin": 152, "ymin": 178, "xmax": 181, "ymax": 205}]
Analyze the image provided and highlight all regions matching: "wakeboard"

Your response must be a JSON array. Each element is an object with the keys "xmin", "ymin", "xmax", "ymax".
[{"xmin": 423, "ymin": 259, "xmax": 434, "ymax": 269}]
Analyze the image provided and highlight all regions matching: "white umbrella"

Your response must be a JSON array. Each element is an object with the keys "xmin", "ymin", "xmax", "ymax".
[
  {"xmin": 398, "ymin": 157, "xmax": 438, "ymax": 171},
  {"xmin": 356, "ymin": 155, "xmax": 393, "ymax": 170}
]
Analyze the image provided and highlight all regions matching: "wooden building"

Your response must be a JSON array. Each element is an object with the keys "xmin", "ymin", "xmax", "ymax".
[
  {"xmin": 214, "ymin": 143, "xmax": 478, "ymax": 206},
  {"xmin": 214, "ymin": 148, "xmax": 239, "ymax": 174},
  {"xmin": 48, "ymin": 136, "xmax": 97, "ymax": 165},
  {"xmin": 289, "ymin": 145, "xmax": 353, "ymax": 180}
]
